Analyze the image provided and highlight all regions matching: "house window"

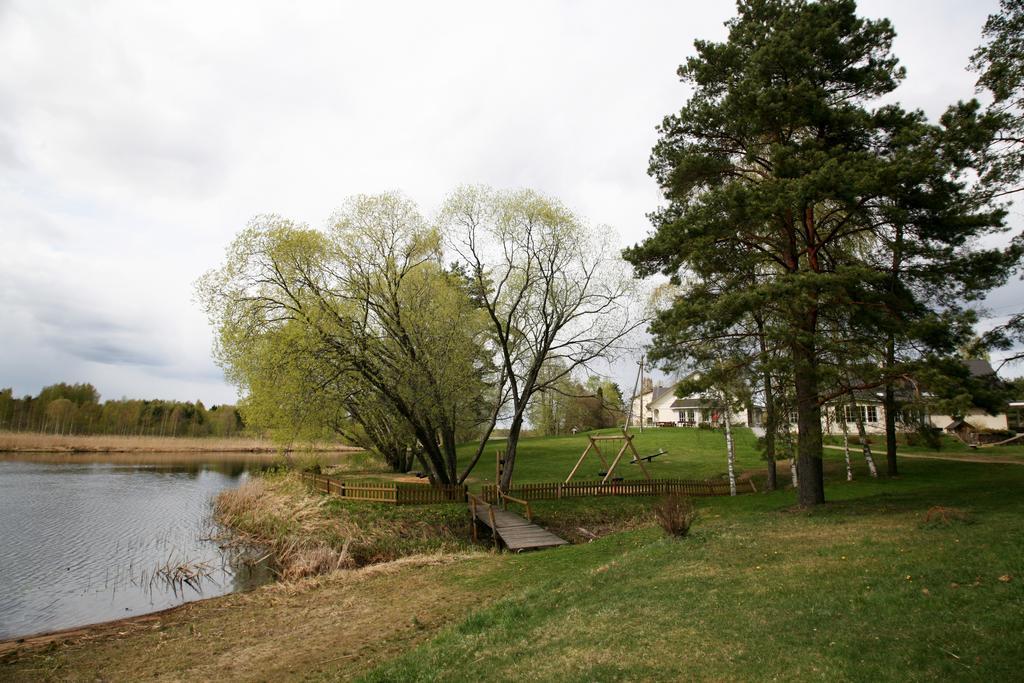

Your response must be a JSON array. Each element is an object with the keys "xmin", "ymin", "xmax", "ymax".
[{"xmin": 844, "ymin": 405, "xmax": 879, "ymax": 424}]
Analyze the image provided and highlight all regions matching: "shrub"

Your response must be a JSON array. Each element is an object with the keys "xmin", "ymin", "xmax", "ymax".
[
  {"xmin": 905, "ymin": 426, "xmax": 943, "ymax": 449},
  {"xmin": 653, "ymin": 495, "xmax": 697, "ymax": 538}
]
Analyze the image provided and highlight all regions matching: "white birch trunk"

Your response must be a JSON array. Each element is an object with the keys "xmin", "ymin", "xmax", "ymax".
[
  {"xmin": 839, "ymin": 405, "xmax": 853, "ymax": 481},
  {"xmin": 724, "ymin": 404, "xmax": 737, "ymax": 496},
  {"xmin": 783, "ymin": 425, "xmax": 798, "ymax": 488},
  {"xmin": 852, "ymin": 403, "xmax": 879, "ymax": 478}
]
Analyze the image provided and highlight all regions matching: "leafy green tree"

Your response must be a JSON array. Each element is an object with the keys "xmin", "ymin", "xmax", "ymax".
[
  {"xmin": 624, "ymin": 0, "xmax": 1011, "ymax": 505},
  {"xmin": 442, "ymin": 186, "xmax": 643, "ymax": 491},
  {"xmin": 200, "ymin": 194, "xmax": 495, "ymax": 485}
]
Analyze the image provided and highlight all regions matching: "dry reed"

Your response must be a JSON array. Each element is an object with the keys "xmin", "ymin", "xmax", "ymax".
[
  {"xmin": 214, "ymin": 474, "xmax": 469, "ymax": 581},
  {"xmin": 214, "ymin": 477, "xmax": 356, "ymax": 581},
  {"xmin": 0, "ymin": 430, "xmax": 359, "ymax": 454}
]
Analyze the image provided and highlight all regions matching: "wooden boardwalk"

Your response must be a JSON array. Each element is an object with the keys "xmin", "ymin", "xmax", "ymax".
[{"xmin": 468, "ymin": 494, "xmax": 568, "ymax": 552}]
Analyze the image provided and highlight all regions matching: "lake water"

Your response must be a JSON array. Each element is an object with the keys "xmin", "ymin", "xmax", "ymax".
[{"xmin": 0, "ymin": 453, "xmax": 296, "ymax": 640}]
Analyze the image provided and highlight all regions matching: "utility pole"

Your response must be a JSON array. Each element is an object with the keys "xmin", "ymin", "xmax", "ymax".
[{"xmin": 639, "ymin": 355, "xmax": 645, "ymax": 433}]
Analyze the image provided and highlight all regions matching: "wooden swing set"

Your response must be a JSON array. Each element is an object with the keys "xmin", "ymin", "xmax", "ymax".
[
  {"xmin": 565, "ymin": 426, "xmax": 660, "ymax": 484},
  {"xmin": 562, "ymin": 356, "xmax": 673, "ymax": 484}
]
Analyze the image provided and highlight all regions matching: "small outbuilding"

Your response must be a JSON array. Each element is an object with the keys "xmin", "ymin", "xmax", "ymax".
[{"xmin": 944, "ymin": 418, "xmax": 979, "ymax": 444}]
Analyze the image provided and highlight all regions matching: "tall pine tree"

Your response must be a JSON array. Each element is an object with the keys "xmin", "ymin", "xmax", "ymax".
[{"xmin": 626, "ymin": 0, "xmax": 1011, "ymax": 505}]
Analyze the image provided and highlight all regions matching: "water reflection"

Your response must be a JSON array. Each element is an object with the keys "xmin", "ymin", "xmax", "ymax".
[{"xmin": 0, "ymin": 452, "xmax": 347, "ymax": 640}]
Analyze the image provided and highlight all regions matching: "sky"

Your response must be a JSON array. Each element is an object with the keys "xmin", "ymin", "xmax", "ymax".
[{"xmin": 1, "ymin": 0, "xmax": 1020, "ymax": 405}]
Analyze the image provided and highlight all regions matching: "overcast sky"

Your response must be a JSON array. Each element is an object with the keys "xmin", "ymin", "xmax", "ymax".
[{"xmin": 1, "ymin": 0, "xmax": 1020, "ymax": 405}]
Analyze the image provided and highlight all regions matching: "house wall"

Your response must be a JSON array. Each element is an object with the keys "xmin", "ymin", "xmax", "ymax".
[
  {"xmin": 634, "ymin": 388, "xmax": 1012, "ymax": 433},
  {"xmin": 630, "ymin": 387, "xmax": 753, "ymax": 427},
  {"xmin": 629, "ymin": 390, "xmax": 679, "ymax": 426},
  {"xmin": 820, "ymin": 404, "xmax": 887, "ymax": 435},
  {"xmin": 928, "ymin": 410, "xmax": 1008, "ymax": 431}
]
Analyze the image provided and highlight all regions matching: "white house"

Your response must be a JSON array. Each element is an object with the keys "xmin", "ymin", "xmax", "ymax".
[
  {"xmin": 629, "ymin": 376, "xmax": 762, "ymax": 428},
  {"xmin": 634, "ymin": 360, "xmax": 1021, "ymax": 437}
]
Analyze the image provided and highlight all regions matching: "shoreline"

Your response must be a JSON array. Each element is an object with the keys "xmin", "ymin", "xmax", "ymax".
[
  {"xmin": 0, "ymin": 592, "xmax": 232, "ymax": 657},
  {"xmin": 0, "ymin": 552, "xmax": 493, "ymax": 682}
]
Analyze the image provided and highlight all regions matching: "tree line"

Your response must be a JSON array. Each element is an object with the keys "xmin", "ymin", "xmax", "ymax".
[{"xmin": 0, "ymin": 383, "xmax": 245, "ymax": 438}]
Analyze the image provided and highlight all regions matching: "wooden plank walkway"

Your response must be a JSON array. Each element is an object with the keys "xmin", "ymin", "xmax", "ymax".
[{"xmin": 468, "ymin": 494, "xmax": 568, "ymax": 552}]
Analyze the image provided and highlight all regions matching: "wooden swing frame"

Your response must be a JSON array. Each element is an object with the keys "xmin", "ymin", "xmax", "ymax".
[{"xmin": 565, "ymin": 426, "xmax": 651, "ymax": 484}]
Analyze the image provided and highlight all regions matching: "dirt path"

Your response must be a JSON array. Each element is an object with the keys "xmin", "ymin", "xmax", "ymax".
[
  {"xmin": 0, "ymin": 553, "xmax": 501, "ymax": 682},
  {"xmin": 823, "ymin": 445, "xmax": 1024, "ymax": 465}
]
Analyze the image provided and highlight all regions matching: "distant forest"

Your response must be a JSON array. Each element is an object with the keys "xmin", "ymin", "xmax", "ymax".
[{"xmin": 0, "ymin": 383, "xmax": 244, "ymax": 437}]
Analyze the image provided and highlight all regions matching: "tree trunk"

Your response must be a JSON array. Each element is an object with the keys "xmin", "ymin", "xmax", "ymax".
[
  {"xmin": 792, "ymin": 339, "xmax": 824, "ymax": 506},
  {"xmin": 883, "ymin": 376, "xmax": 899, "ymax": 477},
  {"xmin": 724, "ymin": 404, "xmax": 737, "ymax": 496},
  {"xmin": 762, "ymin": 370, "xmax": 778, "ymax": 491},
  {"xmin": 441, "ymin": 425, "xmax": 459, "ymax": 483},
  {"xmin": 852, "ymin": 403, "xmax": 879, "ymax": 478},
  {"xmin": 839, "ymin": 405, "xmax": 853, "ymax": 482},
  {"xmin": 783, "ymin": 426, "xmax": 798, "ymax": 488},
  {"xmin": 754, "ymin": 314, "xmax": 778, "ymax": 491},
  {"xmin": 499, "ymin": 411, "xmax": 526, "ymax": 492},
  {"xmin": 418, "ymin": 435, "xmax": 453, "ymax": 486},
  {"xmin": 885, "ymin": 221, "xmax": 902, "ymax": 477}
]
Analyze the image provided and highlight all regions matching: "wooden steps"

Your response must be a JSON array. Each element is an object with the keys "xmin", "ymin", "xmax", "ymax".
[{"xmin": 468, "ymin": 494, "xmax": 568, "ymax": 552}]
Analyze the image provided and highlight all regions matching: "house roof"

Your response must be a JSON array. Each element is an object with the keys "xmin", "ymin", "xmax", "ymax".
[
  {"xmin": 965, "ymin": 359, "xmax": 996, "ymax": 377},
  {"xmin": 651, "ymin": 385, "xmax": 675, "ymax": 402},
  {"xmin": 670, "ymin": 398, "xmax": 705, "ymax": 409},
  {"xmin": 945, "ymin": 418, "xmax": 977, "ymax": 432},
  {"xmin": 632, "ymin": 383, "xmax": 679, "ymax": 402}
]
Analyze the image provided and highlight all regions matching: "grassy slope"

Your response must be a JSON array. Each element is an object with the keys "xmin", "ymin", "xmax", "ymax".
[
  {"xmin": 362, "ymin": 455, "xmax": 1024, "ymax": 681},
  {"xmin": 823, "ymin": 433, "xmax": 1024, "ymax": 459},
  {"xmin": 4, "ymin": 431, "xmax": 1023, "ymax": 681},
  {"xmin": 456, "ymin": 427, "xmax": 764, "ymax": 487}
]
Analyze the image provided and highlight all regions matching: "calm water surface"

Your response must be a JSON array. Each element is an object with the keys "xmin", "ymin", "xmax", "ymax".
[{"xmin": 0, "ymin": 453, "xmax": 296, "ymax": 640}]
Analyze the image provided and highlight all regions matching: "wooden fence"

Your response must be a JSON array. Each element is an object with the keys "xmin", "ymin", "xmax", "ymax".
[
  {"xmin": 300, "ymin": 472, "xmax": 467, "ymax": 504},
  {"xmin": 480, "ymin": 477, "xmax": 755, "ymax": 503},
  {"xmin": 301, "ymin": 472, "xmax": 752, "ymax": 506}
]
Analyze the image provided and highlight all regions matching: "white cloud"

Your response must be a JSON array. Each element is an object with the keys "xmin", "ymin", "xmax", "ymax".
[{"xmin": 0, "ymin": 0, "xmax": 1020, "ymax": 404}]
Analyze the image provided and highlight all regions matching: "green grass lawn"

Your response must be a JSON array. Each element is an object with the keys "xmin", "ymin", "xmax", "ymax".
[
  {"xmin": 823, "ymin": 433, "xmax": 1024, "ymax": 461},
  {"xmin": 335, "ymin": 425, "xmax": 1024, "ymax": 491},
  {"xmin": 457, "ymin": 426, "xmax": 765, "ymax": 488},
  {"xmin": 356, "ymin": 456, "xmax": 1024, "ymax": 682}
]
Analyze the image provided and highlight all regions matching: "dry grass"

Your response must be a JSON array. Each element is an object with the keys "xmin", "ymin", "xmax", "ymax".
[
  {"xmin": 0, "ymin": 552, "xmax": 503, "ymax": 682},
  {"xmin": 921, "ymin": 505, "xmax": 974, "ymax": 527},
  {"xmin": 0, "ymin": 431, "xmax": 358, "ymax": 454},
  {"xmin": 213, "ymin": 474, "xmax": 470, "ymax": 578},
  {"xmin": 214, "ymin": 477, "xmax": 354, "ymax": 581}
]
